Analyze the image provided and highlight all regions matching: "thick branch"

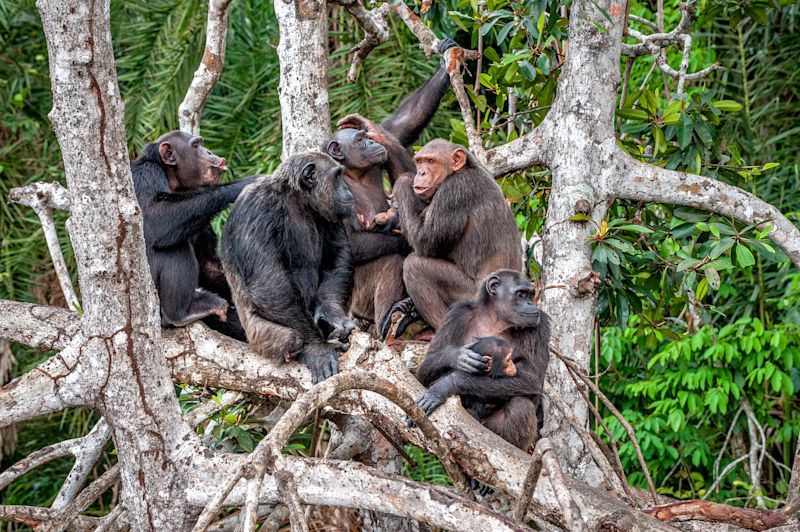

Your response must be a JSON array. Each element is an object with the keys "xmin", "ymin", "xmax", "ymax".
[
  {"xmin": 178, "ymin": 0, "xmax": 233, "ymax": 135},
  {"xmin": 335, "ymin": 0, "xmax": 390, "ymax": 82},
  {"xmin": 191, "ymin": 456, "xmax": 531, "ymax": 532},
  {"xmin": 484, "ymin": 126, "xmax": 548, "ymax": 178},
  {"xmin": 615, "ymin": 155, "xmax": 800, "ymax": 269},
  {"xmin": 644, "ymin": 500, "xmax": 787, "ymax": 530},
  {"xmin": 0, "ymin": 300, "xmax": 79, "ymax": 351},
  {"xmin": 0, "ymin": 340, "xmax": 89, "ymax": 428}
]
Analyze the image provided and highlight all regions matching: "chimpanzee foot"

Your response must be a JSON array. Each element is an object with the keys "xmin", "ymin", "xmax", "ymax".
[
  {"xmin": 468, "ymin": 477, "xmax": 494, "ymax": 497},
  {"xmin": 379, "ymin": 297, "xmax": 420, "ymax": 340}
]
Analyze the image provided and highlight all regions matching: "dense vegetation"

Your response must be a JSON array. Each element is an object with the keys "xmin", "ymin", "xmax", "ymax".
[{"xmin": 1, "ymin": 0, "xmax": 798, "ymax": 516}]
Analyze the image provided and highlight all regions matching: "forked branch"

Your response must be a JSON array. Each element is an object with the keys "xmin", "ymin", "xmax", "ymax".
[{"xmin": 179, "ymin": 0, "xmax": 234, "ymax": 135}]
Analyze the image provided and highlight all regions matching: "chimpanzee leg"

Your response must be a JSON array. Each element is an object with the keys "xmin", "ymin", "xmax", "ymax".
[
  {"xmin": 232, "ymin": 290, "xmax": 304, "ymax": 361},
  {"xmin": 350, "ymin": 254, "xmax": 405, "ymax": 325},
  {"xmin": 402, "ymin": 253, "xmax": 475, "ymax": 329},
  {"xmin": 203, "ymin": 305, "xmax": 247, "ymax": 341},
  {"xmin": 155, "ymin": 246, "xmax": 227, "ymax": 327},
  {"xmin": 480, "ymin": 396, "xmax": 538, "ymax": 451}
]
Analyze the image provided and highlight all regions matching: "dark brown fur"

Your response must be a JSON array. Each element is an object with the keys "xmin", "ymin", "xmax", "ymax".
[
  {"xmin": 393, "ymin": 141, "xmax": 523, "ymax": 328},
  {"xmin": 415, "ymin": 270, "xmax": 550, "ymax": 451}
]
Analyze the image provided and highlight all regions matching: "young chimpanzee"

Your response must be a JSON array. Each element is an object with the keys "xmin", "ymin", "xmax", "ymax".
[
  {"xmin": 414, "ymin": 270, "xmax": 551, "ymax": 454},
  {"xmin": 324, "ymin": 38, "xmax": 458, "ymax": 339},
  {"xmin": 131, "ymin": 130, "xmax": 254, "ymax": 338},
  {"xmin": 220, "ymin": 152, "xmax": 356, "ymax": 383},
  {"xmin": 389, "ymin": 140, "xmax": 523, "ymax": 331}
]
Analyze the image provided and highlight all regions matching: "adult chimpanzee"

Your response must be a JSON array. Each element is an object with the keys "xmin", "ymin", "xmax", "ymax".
[
  {"xmin": 324, "ymin": 39, "xmax": 458, "ymax": 339},
  {"xmin": 131, "ymin": 130, "xmax": 254, "ymax": 338},
  {"xmin": 220, "ymin": 152, "xmax": 356, "ymax": 383},
  {"xmin": 390, "ymin": 140, "xmax": 523, "ymax": 330},
  {"xmin": 414, "ymin": 269, "xmax": 550, "ymax": 453}
]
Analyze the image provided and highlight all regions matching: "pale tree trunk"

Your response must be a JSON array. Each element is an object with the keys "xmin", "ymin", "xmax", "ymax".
[
  {"xmin": 535, "ymin": 0, "xmax": 625, "ymax": 479},
  {"xmin": 35, "ymin": 0, "xmax": 198, "ymax": 528},
  {"xmin": 274, "ymin": 0, "xmax": 331, "ymax": 155}
]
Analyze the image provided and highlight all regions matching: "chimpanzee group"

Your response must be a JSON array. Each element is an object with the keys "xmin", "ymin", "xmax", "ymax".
[{"xmin": 129, "ymin": 45, "xmax": 551, "ymax": 483}]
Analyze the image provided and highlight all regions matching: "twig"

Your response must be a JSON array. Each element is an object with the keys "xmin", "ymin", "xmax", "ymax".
[
  {"xmin": 551, "ymin": 344, "xmax": 658, "ymax": 504},
  {"xmin": 742, "ymin": 398, "xmax": 767, "ymax": 508},
  {"xmin": 711, "ymin": 406, "xmax": 744, "ymax": 494},
  {"xmin": 704, "ymin": 455, "xmax": 749, "ymax": 499},
  {"xmin": 51, "ymin": 418, "xmax": 111, "ymax": 510},
  {"xmin": 8, "ymin": 182, "xmax": 78, "ymax": 312},
  {"xmin": 178, "ymin": 0, "xmax": 234, "ymax": 135},
  {"xmin": 538, "ymin": 438, "xmax": 586, "ymax": 531},
  {"xmin": 40, "ymin": 464, "xmax": 120, "ymax": 532},
  {"xmin": 275, "ymin": 469, "xmax": 308, "ymax": 532},
  {"xmin": 193, "ymin": 372, "xmax": 471, "ymax": 531},
  {"xmin": 512, "ymin": 440, "xmax": 544, "ymax": 521},
  {"xmin": 336, "ymin": 0, "xmax": 390, "ymax": 82},
  {"xmin": 544, "ymin": 382, "xmax": 632, "ymax": 503}
]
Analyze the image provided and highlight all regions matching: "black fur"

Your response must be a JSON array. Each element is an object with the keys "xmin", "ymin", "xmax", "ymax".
[
  {"xmin": 220, "ymin": 152, "xmax": 356, "ymax": 383},
  {"xmin": 414, "ymin": 270, "xmax": 551, "ymax": 451},
  {"xmin": 131, "ymin": 134, "xmax": 252, "ymax": 337}
]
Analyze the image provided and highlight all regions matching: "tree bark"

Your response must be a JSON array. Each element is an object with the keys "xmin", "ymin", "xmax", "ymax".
[
  {"xmin": 274, "ymin": 0, "xmax": 330, "ymax": 156},
  {"xmin": 35, "ymin": 1, "xmax": 198, "ymax": 528}
]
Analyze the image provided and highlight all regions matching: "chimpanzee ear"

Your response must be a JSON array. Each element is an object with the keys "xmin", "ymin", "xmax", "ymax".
[
  {"xmin": 485, "ymin": 275, "xmax": 501, "ymax": 297},
  {"xmin": 300, "ymin": 163, "xmax": 317, "ymax": 189},
  {"xmin": 159, "ymin": 142, "xmax": 177, "ymax": 166},
  {"xmin": 325, "ymin": 140, "xmax": 344, "ymax": 161},
  {"xmin": 451, "ymin": 147, "xmax": 467, "ymax": 172}
]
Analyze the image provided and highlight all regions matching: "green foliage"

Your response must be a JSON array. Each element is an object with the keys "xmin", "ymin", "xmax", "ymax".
[{"xmin": 600, "ymin": 318, "xmax": 800, "ymax": 502}]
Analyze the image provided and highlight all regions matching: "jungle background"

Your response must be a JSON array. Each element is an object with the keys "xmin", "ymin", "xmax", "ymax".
[{"xmin": 1, "ymin": 0, "xmax": 799, "ymax": 524}]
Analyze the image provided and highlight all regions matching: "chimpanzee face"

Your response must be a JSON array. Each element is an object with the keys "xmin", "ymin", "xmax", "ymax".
[
  {"xmin": 326, "ymin": 129, "xmax": 387, "ymax": 171},
  {"xmin": 413, "ymin": 140, "xmax": 467, "ymax": 202},
  {"xmin": 158, "ymin": 131, "xmax": 227, "ymax": 189},
  {"xmin": 297, "ymin": 153, "xmax": 354, "ymax": 222},
  {"xmin": 485, "ymin": 270, "xmax": 541, "ymax": 329}
]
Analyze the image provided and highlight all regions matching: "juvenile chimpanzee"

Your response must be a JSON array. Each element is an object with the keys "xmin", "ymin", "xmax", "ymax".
[
  {"xmin": 414, "ymin": 270, "xmax": 550, "ymax": 452},
  {"xmin": 389, "ymin": 140, "xmax": 523, "ymax": 330},
  {"xmin": 324, "ymin": 39, "xmax": 458, "ymax": 339},
  {"xmin": 131, "ymin": 130, "xmax": 254, "ymax": 338},
  {"xmin": 220, "ymin": 152, "xmax": 356, "ymax": 383}
]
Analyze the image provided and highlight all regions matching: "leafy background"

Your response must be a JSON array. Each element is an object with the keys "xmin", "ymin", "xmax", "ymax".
[{"xmin": 1, "ymin": 0, "xmax": 799, "ymax": 522}]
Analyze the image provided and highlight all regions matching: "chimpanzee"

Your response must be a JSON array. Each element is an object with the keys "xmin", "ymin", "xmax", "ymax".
[
  {"xmin": 131, "ymin": 130, "xmax": 254, "ymax": 338},
  {"xmin": 220, "ymin": 152, "xmax": 356, "ymax": 383},
  {"xmin": 414, "ymin": 270, "xmax": 550, "ymax": 453},
  {"xmin": 389, "ymin": 140, "xmax": 523, "ymax": 330},
  {"xmin": 324, "ymin": 38, "xmax": 458, "ymax": 339}
]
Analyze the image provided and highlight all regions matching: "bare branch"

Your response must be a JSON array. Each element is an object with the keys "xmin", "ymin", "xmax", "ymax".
[
  {"xmin": 51, "ymin": 418, "xmax": 111, "ymax": 509},
  {"xmin": 0, "ymin": 340, "xmax": 89, "ymax": 428},
  {"xmin": 8, "ymin": 182, "xmax": 78, "ymax": 311},
  {"xmin": 179, "ymin": 0, "xmax": 233, "ymax": 135},
  {"xmin": 552, "ymin": 345, "xmax": 658, "ymax": 504},
  {"xmin": 484, "ymin": 126, "xmax": 548, "ymax": 178},
  {"xmin": 335, "ymin": 0, "xmax": 390, "ymax": 82},
  {"xmin": 644, "ymin": 499, "xmax": 787, "ymax": 530},
  {"xmin": 0, "ymin": 300, "xmax": 79, "ymax": 351},
  {"xmin": 0, "ymin": 506, "xmax": 98, "ymax": 531},
  {"xmin": 621, "ymin": 1, "xmax": 718, "ymax": 93},
  {"xmin": 191, "ymin": 457, "xmax": 532, "ymax": 532},
  {"xmin": 41, "ymin": 464, "xmax": 120, "ymax": 532},
  {"xmin": 787, "ymin": 429, "xmax": 800, "ymax": 513},
  {"xmin": 539, "ymin": 438, "xmax": 586, "ymax": 531},
  {"xmin": 615, "ymin": 155, "xmax": 800, "ymax": 269},
  {"xmin": 512, "ymin": 441, "xmax": 544, "ymax": 522}
]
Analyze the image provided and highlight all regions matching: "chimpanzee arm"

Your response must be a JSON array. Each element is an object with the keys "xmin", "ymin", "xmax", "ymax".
[
  {"xmin": 417, "ymin": 301, "xmax": 487, "ymax": 385},
  {"xmin": 348, "ymin": 229, "xmax": 409, "ymax": 264},
  {"xmin": 135, "ymin": 167, "xmax": 254, "ymax": 248},
  {"xmin": 381, "ymin": 39, "xmax": 457, "ymax": 148},
  {"xmin": 393, "ymin": 174, "xmax": 470, "ymax": 257},
  {"xmin": 192, "ymin": 226, "xmax": 230, "ymax": 299},
  {"xmin": 315, "ymin": 222, "xmax": 355, "ymax": 332},
  {"xmin": 381, "ymin": 135, "xmax": 416, "ymax": 185}
]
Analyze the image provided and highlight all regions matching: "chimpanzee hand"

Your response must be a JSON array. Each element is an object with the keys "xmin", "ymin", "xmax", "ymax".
[
  {"xmin": 327, "ymin": 317, "xmax": 356, "ymax": 353},
  {"xmin": 452, "ymin": 345, "xmax": 489, "ymax": 373},
  {"xmin": 407, "ymin": 380, "xmax": 449, "ymax": 427},
  {"xmin": 337, "ymin": 113, "xmax": 388, "ymax": 145},
  {"xmin": 368, "ymin": 208, "xmax": 400, "ymax": 234},
  {"xmin": 469, "ymin": 477, "xmax": 494, "ymax": 497},
  {"xmin": 437, "ymin": 37, "xmax": 458, "ymax": 68},
  {"xmin": 299, "ymin": 342, "xmax": 340, "ymax": 384}
]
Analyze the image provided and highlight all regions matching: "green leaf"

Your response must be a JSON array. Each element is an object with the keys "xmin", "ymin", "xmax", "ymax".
[
  {"xmin": 696, "ymin": 278, "xmax": 709, "ymax": 301},
  {"xmin": 710, "ymin": 238, "xmax": 735, "ymax": 259},
  {"xmin": 704, "ymin": 266, "xmax": 721, "ymax": 290},
  {"xmin": 677, "ymin": 120, "xmax": 693, "ymax": 150},
  {"xmin": 735, "ymin": 244, "xmax": 756, "ymax": 268},
  {"xmin": 653, "ymin": 126, "xmax": 666, "ymax": 155},
  {"xmin": 712, "ymin": 100, "xmax": 743, "ymax": 112},
  {"xmin": 537, "ymin": 11, "xmax": 546, "ymax": 36},
  {"xmin": 616, "ymin": 108, "xmax": 650, "ymax": 121},
  {"xmin": 497, "ymin": 21, "xmax": 517, "ymax": 45},
  {"xmin": 570, "ymin": 213, "xmax": 592, "ymax": 222}
]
